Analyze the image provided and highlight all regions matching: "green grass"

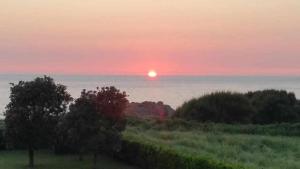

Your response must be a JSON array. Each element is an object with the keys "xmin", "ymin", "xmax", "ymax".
[
  {"xmin": 0, "ymin": 150, "xmax": 138, "ymax": 169},
  {"xmin": 124, "ymin": 126, "xmax": 300, "ymax": 169},
  {"xmin": 127, "ymin": 118, "xmax": 300, "ymax": 136}
]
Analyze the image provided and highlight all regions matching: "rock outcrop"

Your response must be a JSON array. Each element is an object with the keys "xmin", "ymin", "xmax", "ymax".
[{"xmin": 125, "ymin": 101, "xmax": 175, "ymax": 119}]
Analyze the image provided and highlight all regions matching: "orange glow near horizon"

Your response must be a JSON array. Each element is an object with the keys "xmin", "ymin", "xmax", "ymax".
[{"xmin": 0, "ymin": 0, "xmax": 300, "ymax": 75}]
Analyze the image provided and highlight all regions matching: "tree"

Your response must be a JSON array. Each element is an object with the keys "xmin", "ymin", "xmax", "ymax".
[
  {"xmin": 63, "ymin": 86, "xmax": 128, "ymax": 169},
  {"xmin": 91, "ymin": 86, "xmax": 128, "ymax": 169},
  {"xmin": 61, "ymin": 89, "xmax": 99, "ymax": 160},
  {"xmin": 4, "ymin": 76, "xmax": 72, "ymax": 168}
]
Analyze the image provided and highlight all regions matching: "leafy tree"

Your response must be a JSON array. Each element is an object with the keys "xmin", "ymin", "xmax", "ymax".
[
  {"xmin": 63, "ymin": 86, "xmax": 128, "ymax": 169},
  {"xmin": 91, "ymin": 86, "xmax": 128, "ymax": 168},
  {"xmin": 60, "ymin": 89, "xmax": 99, "ymax": 160},
  {"xmin": 246, "ymin": 90, "xmax": 300, "ymax": 124},
  {"xmin": 175, "ymin": 92, "xmax": 255, "ymax": 124},
  {"xmin": 4, "ymin": 76, "xmax": 72, "ymax": 168}
]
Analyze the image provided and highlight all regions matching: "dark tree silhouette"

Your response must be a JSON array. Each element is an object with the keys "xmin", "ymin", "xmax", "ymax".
[
  {"xmin": 61, "ymin": 89, "xmax": 99, "ymax": 161},
  {"xmin": 4, "ymin": 76, "xmax": 72, "ymax": 168},
  {"xmin": 175, "ymin": 92, "xmax": 255, "ymax": 124},
  {"xmin": 91, "ymin": 86, "xmax": 128, "ymax": 169},
  {"xmin": 62, "ymin": 86, "xmax": 128, "ymax": 169}
]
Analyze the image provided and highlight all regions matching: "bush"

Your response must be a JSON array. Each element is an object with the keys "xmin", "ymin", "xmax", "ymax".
[
  {"xmin": 175, "ymin": 92, "xmax": 255, "ymax": 124},
  {"xmin": 116, "ymin": 139, "xmax": 245, "ymax": 169},
  {"xmin": 175, "ymin": 90, "xmax": 300, "ymax": 124},
  {"xmin": 246, "ymin": 90, "xmax": 300, "ymax": 124}
]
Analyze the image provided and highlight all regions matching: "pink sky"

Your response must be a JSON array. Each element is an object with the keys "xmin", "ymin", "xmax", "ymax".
[{"xmin": 0, "ymin": 0, "xmax": 300, "ymax": 75}]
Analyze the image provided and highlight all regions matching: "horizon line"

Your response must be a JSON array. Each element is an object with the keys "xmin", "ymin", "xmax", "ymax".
[{"xmin": 0, "ymin": 72, "xmax": 300, "ymax": 77}]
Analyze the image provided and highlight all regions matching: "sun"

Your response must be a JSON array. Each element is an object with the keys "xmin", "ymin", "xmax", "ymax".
[{"xmin": 148, "ymin": 70, "xmax": 157, "ymax": 78}]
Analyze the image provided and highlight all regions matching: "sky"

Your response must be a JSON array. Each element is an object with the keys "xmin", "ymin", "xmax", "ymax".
[{"xmin": 0, "ymin": 0, "xmax": 299, "ymax": 75}]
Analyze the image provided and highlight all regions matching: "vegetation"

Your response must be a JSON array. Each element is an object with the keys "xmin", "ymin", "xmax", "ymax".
[
  {"xmin": 246, "ymin": 89, "xmax": 300, "ymax": 124},
  {"xmin": 175, "ymin": 92, "xmax": 255, "ymax": 123},
  {"xmin": 117, "ymin": 138, "xmax": 242, "ymax": 169},
  {"xmin": 123, "ymin": 126, "xmax": 300, "ymax": 169},
  {"xmin": 58, "ymin": 87, "xmax": 128, "ymax": 168},
  {"xmin": 127, "ymin": 118, "xmax": 300, "ymax": 136},
  {"xmin": 57, "ymin": 89, "xmax": 100, "ymax": 160},
  {"xmin": 0, "ymin": 122, "xmax": 5, "ymax": 150},
  {"xmin": 175, "ymin": 90, "xmax": 300, "ymax": 124},
  {"xmin": 0, "ymin": 120, "xmax": 4, "ymax": 129},
  {"xmin": 0, "ymin": 151, "xmax": 138, "ymax": 169},
  {"xmin": 4, "ymin": 76, "xmax": 72, "ymax": 168}
]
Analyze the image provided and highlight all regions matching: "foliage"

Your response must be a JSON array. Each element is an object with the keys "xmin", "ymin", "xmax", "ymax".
[
  {"xmin": 4, "ymin": 76, "xmax": 72, "ymax": 168},
  {"xmin": 59, "ymin": 86, "xmax": 128, "ymax": 168},
  {"xmin": 127, "ymin": 117, "xmax": 300, "ymax": 136},
  {"xmin": 246, "ymin": 90, "xmax": 300, "ymax": 124},
  {"xmin": 175, "ymin": 90, "xmax": 300, "ymax": 124},
  {"xmin": 57, "ymin": 90, "xmax": 99, "ymax": 159},
  {"xmin": 93, "ymin": 86, "xmax": 128, "ymax": 121},
  {"xmin": 0, "ymin": 150, "xmax": 138, "ymax": 169},
  {"xmin": 123, "ymin": 127, "xmax": 300, "ymax": 169},
  {"xmin": 117, "ymin": 138, "xmax": 244, "ymax": 169},
  {"xmin": 87, "ymin": 86, "xmax": 128, "ymax": 156},
  {"xmin": 175, "ymin": 92, "xmax": 255, "ymax": 124}
]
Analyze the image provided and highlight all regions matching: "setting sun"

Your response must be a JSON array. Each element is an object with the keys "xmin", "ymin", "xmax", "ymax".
[{"xmin": 148, "ymin": 70, "xmax": 157, "ymax": 78}]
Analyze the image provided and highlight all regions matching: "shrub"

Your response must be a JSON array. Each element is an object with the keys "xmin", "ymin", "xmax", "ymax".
[
  {"xmin": 175, "ymin": 92, "xmax": 255, "ymax": 124},
  {"xmin": 246, "ymin": 90, "xmax": 300, "ymax": 124},
  {"xmin": 116, "ymin": 139, "xmax": 245, "ymax": 169}
]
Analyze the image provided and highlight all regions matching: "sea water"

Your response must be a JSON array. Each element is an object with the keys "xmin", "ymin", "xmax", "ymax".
[{"xmin": 1, "ymin": 74, "xmax": 300, "ymax": 118}]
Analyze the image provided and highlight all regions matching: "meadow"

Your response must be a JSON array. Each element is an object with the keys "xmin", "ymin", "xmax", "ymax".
[{"xmin": 123, "ymin": 124, "xmax": 300, "ymax": 169}]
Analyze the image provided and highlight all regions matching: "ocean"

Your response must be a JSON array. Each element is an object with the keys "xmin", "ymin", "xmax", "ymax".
[{"xmin": 1, "ymin": 74, "xmax": 300, "ymax": 118}]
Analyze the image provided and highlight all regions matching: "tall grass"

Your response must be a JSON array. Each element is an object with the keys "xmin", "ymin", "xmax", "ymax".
[{"xmin": 124, "ymin": 126, "xmax": 300, "ymax": 169}]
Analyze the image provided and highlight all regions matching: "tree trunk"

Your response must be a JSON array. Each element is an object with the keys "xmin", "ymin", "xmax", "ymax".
[
  {"xmin": 28, "ymin": 146, "xmax": 34, "ymax": 169},
  {"xmin": 93, "ymin": 153, "xmax": 98, "ymax": 169}
]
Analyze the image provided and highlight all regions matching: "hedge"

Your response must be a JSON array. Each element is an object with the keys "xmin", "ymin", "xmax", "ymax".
[{"xmin": 116, "ymin": 139, "xmax": 245, "ymax": 169}]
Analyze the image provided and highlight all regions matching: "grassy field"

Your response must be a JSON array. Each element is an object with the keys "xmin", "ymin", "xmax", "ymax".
[
  {"xmin": 0, "ymin": 150, "xmax": 138, "ymax": 169},
  {"xmin": 124, "ymin": 126, "xmax": 300, "ymax": 169}
]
